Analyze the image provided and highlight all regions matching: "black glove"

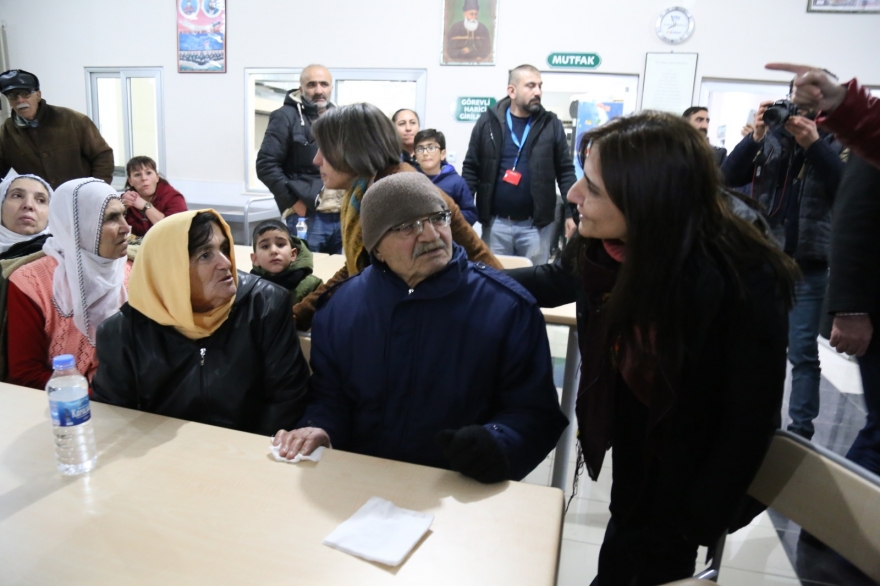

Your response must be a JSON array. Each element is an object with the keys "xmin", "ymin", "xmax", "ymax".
[{"xmin": 435, "ymin": 424, "xmax": 510, "ymax": 484}]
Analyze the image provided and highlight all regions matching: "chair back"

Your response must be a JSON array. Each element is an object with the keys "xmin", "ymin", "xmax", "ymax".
[
  {"xmin": 496, "ymin": 254, "xmax": 533, "ymax": 269},
  {"xmin": 747, "ymin": 430, "xmax": 880, "ymax": 582}
]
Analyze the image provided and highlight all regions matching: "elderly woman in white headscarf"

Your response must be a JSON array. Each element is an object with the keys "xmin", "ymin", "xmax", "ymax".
[
  {"xmin": 7, "ymin": 178, "xmax": 132, "ymax": 389},
  {"xmin": 0, "ymin": 174, "xmax": 52, "ymax": 260}
]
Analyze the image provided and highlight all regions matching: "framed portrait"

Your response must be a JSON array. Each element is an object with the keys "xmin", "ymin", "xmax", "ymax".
[
  {"xmin": 441, "ymin": 0, "xmax": 498, "ymax": 65},
  {"xmin": 807, "ymin": 0, "xmax": 880, "ymax": 12},
  {"xmin": 177, "ymin": 0, "xmax": 227, "ymax": 73}
]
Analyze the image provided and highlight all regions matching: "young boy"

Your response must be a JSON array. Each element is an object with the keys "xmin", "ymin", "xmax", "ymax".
[
  {"xmin": 413, "ymin": 129, "xmax": 478, "ymax": 225},
  {"xmin": 250, "ymin": 219, "xmax": 322, "ymax": 305}
]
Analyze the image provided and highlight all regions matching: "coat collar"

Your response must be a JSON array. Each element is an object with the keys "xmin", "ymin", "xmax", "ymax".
[{"xmin": 367, "ymin": 243, "xmax": 468, "ymax": 300}]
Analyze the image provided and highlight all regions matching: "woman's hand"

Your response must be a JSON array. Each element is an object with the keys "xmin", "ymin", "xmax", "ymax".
[
  {"xmin": 273, "ymin": 427, "xmax": 331, "ymax": 458},
  {"xmin": 121, "ymin": 190, "xmax": 140, "ymax": 209}
]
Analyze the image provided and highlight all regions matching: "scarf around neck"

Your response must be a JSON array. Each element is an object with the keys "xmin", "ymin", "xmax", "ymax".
[
  {"xmin": 43, "ymin": 178, "xmax": 128, "ymax": 345},
  {"xmin": 0, "ymin": 174, "xmax": 52, "ymax": 256},
  {"xmin": 340, "ymin": 177, "xmax": 371, "ymax": 275},
  {"xmin": 128, "ymin": 210, "xmax": 238, "ymax": 340}
]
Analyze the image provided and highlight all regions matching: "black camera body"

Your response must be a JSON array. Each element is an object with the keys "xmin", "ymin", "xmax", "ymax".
[{"xmin": 763, "ymin": 99, "xmax": 799, "ymax": 130}]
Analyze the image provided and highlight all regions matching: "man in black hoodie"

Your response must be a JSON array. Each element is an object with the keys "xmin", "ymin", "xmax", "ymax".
[{"xmin": 256, "ymin": 64, "xmax": 342, "ymax": 254}]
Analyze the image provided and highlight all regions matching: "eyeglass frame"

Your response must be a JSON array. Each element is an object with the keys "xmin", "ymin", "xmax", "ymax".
[
  {"xmin": 414, "ymin": 144, "xmax": 442, "ymax": 155},
  {"xmin": 3, "ymin": 89, "xmax": 36, "ymax": 101},
  {"xmin": 387, "ymin": 210, "xmax": 452, "ymax": 239}
]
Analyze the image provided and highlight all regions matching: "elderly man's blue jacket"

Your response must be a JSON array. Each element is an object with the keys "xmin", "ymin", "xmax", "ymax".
[{"xmin": 299, "ymin": 244, "xmax": 567, "ymax": 480}]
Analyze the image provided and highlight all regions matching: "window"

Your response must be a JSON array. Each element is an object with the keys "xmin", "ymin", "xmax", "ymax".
[
  {"xmin": 698, "ymin": 79, "xmax": 790, "ymax": 152},
  {"xmin": 85, "ymin": 68, "xmax": 165, "ymax": 186},
  {"xmin": 540, "ymin": 71, "xmax": 639, "ymax": 180},
  {"xmin": 245, "ymin": 68, "xmax": 426, "ymax": 192}
]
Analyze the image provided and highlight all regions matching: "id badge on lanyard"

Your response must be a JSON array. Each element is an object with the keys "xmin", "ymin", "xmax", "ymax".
[{"xmin": 503, "ymin": 108, "xmax": 531, "ymax": 186}]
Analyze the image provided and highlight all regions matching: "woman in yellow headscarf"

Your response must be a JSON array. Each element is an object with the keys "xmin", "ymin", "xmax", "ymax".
[{"xmin": 92, "ymin": 210, "xmax": 310, "ymax": 435}]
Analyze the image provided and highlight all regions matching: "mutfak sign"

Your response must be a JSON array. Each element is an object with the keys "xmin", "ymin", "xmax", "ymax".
[
  {"xmin": 454, "ymin": 97, "xmax": 497, "ymax": 122},
  {"xmin": 547, "ymin": 53, "xmax": 601, "ymax": 69}
]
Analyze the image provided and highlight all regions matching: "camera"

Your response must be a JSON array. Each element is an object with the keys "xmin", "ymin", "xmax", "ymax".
[{"xmin": 762, "ymin": 99, "xmax": 799, "ymax": 130}]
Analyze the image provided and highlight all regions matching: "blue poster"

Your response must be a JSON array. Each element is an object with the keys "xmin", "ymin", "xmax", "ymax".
[{"xmin": 572, "ymin": 101, "xmax": 624, "ymax": 179}]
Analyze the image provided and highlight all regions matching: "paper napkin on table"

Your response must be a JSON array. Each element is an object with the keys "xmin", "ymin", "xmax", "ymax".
[
  {"xmin": 323, "ymin": 496, "xmax": 434, "ymax": 566},
  {"xmin": 269, "ymin": 444, "xmax": 325, "ymax": 463}
]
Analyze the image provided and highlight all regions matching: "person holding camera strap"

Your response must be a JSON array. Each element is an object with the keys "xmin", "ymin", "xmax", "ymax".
[{"xmin": 721, "ymin": 98, "xmax": 846, "ymax": 441}]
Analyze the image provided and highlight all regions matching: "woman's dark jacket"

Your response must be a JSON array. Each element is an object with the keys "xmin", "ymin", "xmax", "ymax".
[
  {"xmin": 508, "ymin": 243, "xmax": 789, "ymax": 544},
  {"xmin": 92, "ymin": 272, "xmax": 310, "ymax": 435}
]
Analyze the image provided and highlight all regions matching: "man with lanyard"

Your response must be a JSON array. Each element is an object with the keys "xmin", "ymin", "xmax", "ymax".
[{"xmin": 463, "ymin": 64, "xmax": 576, "ymax": 266}]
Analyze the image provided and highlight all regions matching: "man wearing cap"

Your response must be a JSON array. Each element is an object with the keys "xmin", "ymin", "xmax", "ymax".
[
  {"xmin": 272, "ymin": 172, "xmax": 567, "ymax": 483},
  {"xmin": 0, "ymin": 70, "xmax": 114, "ymax": 188},
  {"xmin": 445, "ymin": 0, "xmax": 492, "ymax": 61}
]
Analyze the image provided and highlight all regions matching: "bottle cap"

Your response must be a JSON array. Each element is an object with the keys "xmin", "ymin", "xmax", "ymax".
[{"xmin": 52, "ymin": 354, "xmax": 76, "ymax": 370}]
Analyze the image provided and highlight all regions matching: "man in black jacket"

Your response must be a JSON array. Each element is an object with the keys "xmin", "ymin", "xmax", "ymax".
[
  {"xmin": 682, "ymin": 106, "xmax": 727, "ymax": 166},
  {"xmin": 722, "ymin": 99, "xmax": 845, "ymax": 441},
  {"xmin": 256, "ymin": 64, "xmax": 341, "ymax": 254},
  {"xmin": 462, "ymin": 64, "xmax": 576, "ymax": 266},
  {"xmin": 825, "ymin": 155, "xmax": 880, "ymax": 475}
]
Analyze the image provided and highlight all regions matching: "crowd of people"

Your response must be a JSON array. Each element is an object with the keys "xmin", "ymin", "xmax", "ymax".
[{"xmin": 1, "ymin": 59, "xmax": 879, "ymax": 585}]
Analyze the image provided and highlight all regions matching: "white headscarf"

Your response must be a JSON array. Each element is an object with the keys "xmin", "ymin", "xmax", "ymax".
[
  {"xmin": 0, "ymin": 173, "xmax": 53, "ymax": 255},
  {"xmin": 43, "ymin": 178, "xmax": 128, "ymax": 345}
]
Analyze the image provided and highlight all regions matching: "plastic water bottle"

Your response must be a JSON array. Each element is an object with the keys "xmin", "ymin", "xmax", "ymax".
[
  {"xmin": 296, "ymin": 216, "xmax": 308, "ymax": 241},
  {"xmin": 46, "ymin": 354, "xmax": 97, "ymax": 476}
]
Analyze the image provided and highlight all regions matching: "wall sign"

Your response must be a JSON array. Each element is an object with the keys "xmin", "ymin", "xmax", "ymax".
[
  {"xmin": 454, "ymin": 97, "xmax": 496, "ymax": 122},
  {"xmin": 546, "ymin": 53, "xmax": 601, "ymax": 69}
]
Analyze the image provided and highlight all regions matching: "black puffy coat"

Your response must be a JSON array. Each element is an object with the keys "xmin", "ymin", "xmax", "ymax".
[
  {"xmin": 255, "ymin": 90, "xmax": 329, "ymax": 214},
  {"xmin": 462, "ymin": 97, "xmax": 576, "ymax": 228},
  {"xmin": 92, "ymin": 272, "xmax": 310, "ymax": 435}
]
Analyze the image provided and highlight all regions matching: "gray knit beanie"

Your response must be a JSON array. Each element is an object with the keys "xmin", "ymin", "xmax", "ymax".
[{"xmin": 361, "ymin": 173, "xmax": 448, "ymax": 253}]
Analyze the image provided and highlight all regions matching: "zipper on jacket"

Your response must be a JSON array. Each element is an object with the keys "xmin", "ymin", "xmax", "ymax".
[
  {"xmin": 200, "ymin": 347, "xmax": 206, "ymax": 366},
  {"xmin": 408, "ymin": 288, "xmax": 414, "ymax": 295}
]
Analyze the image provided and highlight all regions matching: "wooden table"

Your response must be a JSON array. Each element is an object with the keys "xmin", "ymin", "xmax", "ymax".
[
  {"xmin": 233, "ymin": 245, "xmax": 580, "ymax": 492},
  {"xmin": 0, "ymin": 384, "xmax": 563, "ymax": 585}
]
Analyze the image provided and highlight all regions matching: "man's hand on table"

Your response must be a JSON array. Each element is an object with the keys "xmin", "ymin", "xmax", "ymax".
[{"xmin": 273, "ymin": 427, "xmax": 331, "ymax": 459}]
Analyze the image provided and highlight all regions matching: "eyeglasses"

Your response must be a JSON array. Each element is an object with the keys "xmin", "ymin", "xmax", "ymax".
[
  {"xmin": 415, "ymin": 144, "xmax": 441, "ymax": 154},
  {"xmin": 388, "ymin": 211, "xmax": 452, "ymax": 238},
  {"xmin": 4, "ymin": 89, "xmax": 34, "ymax": 101}
]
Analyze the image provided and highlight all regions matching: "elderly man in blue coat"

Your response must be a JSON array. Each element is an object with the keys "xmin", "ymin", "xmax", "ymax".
[{"xmin": 273, "ymin": 172, "xmax": 567, "ymax": 483}]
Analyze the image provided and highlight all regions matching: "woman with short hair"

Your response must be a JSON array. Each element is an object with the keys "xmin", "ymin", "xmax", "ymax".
[
  {"xmin": 509, "ymin": 112, "xmax": 798, "ymax": 585},
  {"xmin": 92, "ymin": 210, "xmax": 309, "ymax": 435},
  {"xmin": 293, "ymin": 102, "xmax": 500, "ymax": 330},
  {"xmin": 7, "ymin": 178, "xmax": 132, "ymax": 388},
  {"xmin": 120, "ymin": 155, "xmax": 188, "ymax": 237}
]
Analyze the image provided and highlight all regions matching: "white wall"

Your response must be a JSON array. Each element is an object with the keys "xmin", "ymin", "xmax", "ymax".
[{"xmin": 1, "ymin": 0, "xmax": 877, "ymax": 206}]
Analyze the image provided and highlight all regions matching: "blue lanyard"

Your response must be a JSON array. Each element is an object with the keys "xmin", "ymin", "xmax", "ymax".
[{"xmin": 506, "ymin": 108, "xmax": 532, "ymax": 170}]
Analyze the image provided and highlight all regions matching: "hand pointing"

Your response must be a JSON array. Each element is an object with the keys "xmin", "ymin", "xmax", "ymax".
[{"xmin": 765, "ymin": 63, "xmax": 847, "ymax": 113}]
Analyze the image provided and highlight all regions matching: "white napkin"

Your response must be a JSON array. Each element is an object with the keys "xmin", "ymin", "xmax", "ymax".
[
  {"xmin": 323, "ymin": 496, "xmax": 434, "ymax": 567},
  {"xmin": 269, "ymin": 444, "xmax": 325, "ymax": 463}
]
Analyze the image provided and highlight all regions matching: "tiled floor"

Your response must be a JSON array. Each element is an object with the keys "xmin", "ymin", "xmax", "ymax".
[{"xmin": 538, "ymin": 325, "xmax": 876, "ymax": 586}]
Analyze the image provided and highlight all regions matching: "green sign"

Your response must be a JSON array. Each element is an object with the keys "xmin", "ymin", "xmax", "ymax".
[
  {"xmin": 547, "ymin": 53, "xmax": 601, "ymax": 69},
  {"xmin": 454, "ymin": 97, "xmax": 496, "ymax": 122}
]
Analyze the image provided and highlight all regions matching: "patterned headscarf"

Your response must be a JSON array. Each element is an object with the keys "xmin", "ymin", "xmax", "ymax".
[{"xmin": 43, "ymin": 178, "xmax": 128, "ymax": 345}]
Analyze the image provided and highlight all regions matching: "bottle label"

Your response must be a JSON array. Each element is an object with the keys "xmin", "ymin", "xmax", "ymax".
[{"xmin": 49, "ymin": 395, "xmax": 91, "ymax": 427}]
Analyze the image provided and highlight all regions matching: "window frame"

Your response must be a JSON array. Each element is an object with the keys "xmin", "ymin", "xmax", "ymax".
[
  {"xmin": 244, "ymin": 67, "xmax": 427, "ymax": 193},
  {"xmin": 84, "ymin": 67, "xmax": 166, "ymax": 178}
]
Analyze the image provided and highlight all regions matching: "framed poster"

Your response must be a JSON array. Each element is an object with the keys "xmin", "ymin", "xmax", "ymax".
[
  {"xmin": 441, "ymin": 0, "xmax": 497, "ymax": 65},
  {"xmin": 807, "ymin": 0, "xmax": 880, "ymax": 12},
  {"xmin": 177, "ymin": 0, "xmax": 227, "ymax": 73},
  {"xmin": 640, "ymin": 52, "xmax": 698, "ymax": 115}
]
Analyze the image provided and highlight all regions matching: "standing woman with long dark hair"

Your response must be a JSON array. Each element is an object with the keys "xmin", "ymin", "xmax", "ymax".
[{"xmin": 510, "ymin": 111, "xmax": 797, "ymax": 585}]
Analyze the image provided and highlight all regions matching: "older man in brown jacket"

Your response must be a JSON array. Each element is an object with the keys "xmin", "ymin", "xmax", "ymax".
[{"xmin": 0, "ymin": 70, "xmax": 114, "ymax": 188}]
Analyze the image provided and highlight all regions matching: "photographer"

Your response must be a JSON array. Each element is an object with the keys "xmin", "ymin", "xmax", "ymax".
[{"xmin": 722, "ymin": 99, "xmax": 846, "ymax": 441}]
